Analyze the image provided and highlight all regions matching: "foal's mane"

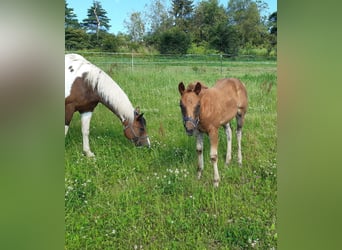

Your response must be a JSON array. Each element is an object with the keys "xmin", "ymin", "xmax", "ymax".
[
  {"xmin": 186, "ymin": 81, "xmax": 209, "ymax": 92},
  {"xmin": 73, "ymin": 55, "xmax": 134, "ymax": 123}
]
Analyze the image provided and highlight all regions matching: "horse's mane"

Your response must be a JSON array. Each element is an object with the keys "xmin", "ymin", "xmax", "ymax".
[
  {"xmin": 186, "ymin": 81, "xmax": 209, "ymax": 92},
  {"xmin": 67, "ymin": 54, "xmax": 134, "ymax": 123}
]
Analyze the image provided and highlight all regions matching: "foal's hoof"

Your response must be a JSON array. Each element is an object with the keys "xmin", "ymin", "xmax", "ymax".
[{"xmin": 213, "ymin": 179, "xmax": 220, "ymax": 188}]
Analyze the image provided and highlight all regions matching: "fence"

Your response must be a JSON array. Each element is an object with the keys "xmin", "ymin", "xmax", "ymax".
[{"xmin": 65, "ymin": 51, "xmax": 276, "ymax": 74}]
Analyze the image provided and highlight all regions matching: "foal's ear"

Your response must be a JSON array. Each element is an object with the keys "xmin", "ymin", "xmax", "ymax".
[
  {"xmin": 194, "ymin": 82, "xmax": 202, "ymax": 95},
  {"xmin": 178, "ymin": 82, "xmax": 185, "ymax": 95},
  {"xmin": 137, "ymin": 113, "xmax": 144, "ymax": 120}
]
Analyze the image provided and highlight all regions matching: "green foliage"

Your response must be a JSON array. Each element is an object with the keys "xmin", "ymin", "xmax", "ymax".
[
  {"xmin": 65, "ymin": 55, "xmax": 277, "ymax": 249},
  {"xmin": 209, "ymin": 22, "xmax": 240, "ymax": 55},
  {"xmin": 124, "ymin": 12, "xmax": 145, "ymax": 43},
  {"xmin": 65, "ymin": 0, "xmax": 277, "ymax": 56},
  {"xmin": 171, "ymin": 0, "xmax": 194, "ymax": 32},
  {"xmin": 158, "ymin": 28, "xmax": 191, "ymax": 54},
  {"xmin": 227, "ymin": 0, "xmax": 267, "ymax": 46},
  {"xmin": 65, "ymin": 1, "xmax": 80, "ymax": 29},
  {"xmin": 65, "ymin": 28, "xmax": 90, "ymax": 50}
]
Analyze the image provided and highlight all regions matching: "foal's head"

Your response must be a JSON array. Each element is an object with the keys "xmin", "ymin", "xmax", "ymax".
[
  {"xmin": 123, "ymin": 108, "xmax": 150, "ymax": 147},
  {"xmin": 178, "ymin": 82, "xmax": 203, "ymax": 136}
]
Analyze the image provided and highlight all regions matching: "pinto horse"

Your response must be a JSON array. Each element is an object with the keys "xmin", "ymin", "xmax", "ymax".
[
  {"xmin": 178, "ymin": 78, "xmax": 248, "ymax": 187},
  {"xmin": 65, "ymin": 53, "xmax": 150, "ymax": 157}
]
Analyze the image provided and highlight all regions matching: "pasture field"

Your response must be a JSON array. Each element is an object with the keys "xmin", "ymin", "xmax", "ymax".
[{"xmin": 65, "ymin": 55, "xmax": 277, "ymax": 249}]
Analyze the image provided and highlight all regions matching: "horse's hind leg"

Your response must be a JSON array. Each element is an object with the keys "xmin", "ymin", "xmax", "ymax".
[
  {"xmin": 196, "ymin": 132, "xmax": 204, "ymax": 179},
  {"xmin": 223, "ymin": 123, "xmax": 232, "ymax": 166},
  {"xmin": 81, "ymin": 111, "xmax": 95, "ymax": 157},
  {"xmin": 236, "ymin": 112, "xmax": 245, "ymax": 165}
]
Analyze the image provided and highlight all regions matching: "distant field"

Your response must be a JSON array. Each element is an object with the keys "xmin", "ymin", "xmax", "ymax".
[{"xmin": 65, "ymin": 55, "xmax": 277, "ymax": 249}]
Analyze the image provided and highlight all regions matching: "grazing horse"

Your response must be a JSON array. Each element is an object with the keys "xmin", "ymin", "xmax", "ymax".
[
  {"xmin": 65, "ymin": 53, "xmax": 150, "ymax": 157},
  {"xmin": 178, "ymin": 78, "xmax": 248, "ymax": 187}
]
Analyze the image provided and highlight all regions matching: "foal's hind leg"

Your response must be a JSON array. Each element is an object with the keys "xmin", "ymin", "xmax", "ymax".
[
  {"xmin": 223, "ymin": 123, "xmax": 232, "ymax": 165},
  {"xmin": 81, "ymin": 112, "xmax": 95, "ymax": 157},
  {"xmin": 236, "ymin": 113, "xmax": 245, "ymax": 165}
]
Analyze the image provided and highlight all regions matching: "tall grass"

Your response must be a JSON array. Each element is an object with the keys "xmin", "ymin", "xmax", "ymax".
[{"xmin": 65, "ymin": 57, "xmax": 277, "ymax": 249}]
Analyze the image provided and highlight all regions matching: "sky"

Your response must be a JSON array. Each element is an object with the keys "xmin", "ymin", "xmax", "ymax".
[{"xmin": 66, "ymin": 0, "xmax": 277, "ymax": 34}]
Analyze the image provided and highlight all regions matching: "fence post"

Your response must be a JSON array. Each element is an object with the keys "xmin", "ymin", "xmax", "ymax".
[
  {"xmin": 220, "ymin": 54, "xmax": 223, "ymax": 75},
  {"xmin": 131, "ymin": 50, "xmax": 134, "ymax": 72}
]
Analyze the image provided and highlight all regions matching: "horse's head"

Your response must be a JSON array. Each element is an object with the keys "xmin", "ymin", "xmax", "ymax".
[
  {"xmin": 178, "ymin": 82, "xmax": 202, "ymax": 136},
  {"xmin": 123, "ymin": 108, "xmax": 150, "ymax": 147}
]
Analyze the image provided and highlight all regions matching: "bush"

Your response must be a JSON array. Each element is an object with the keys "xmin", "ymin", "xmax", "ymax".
[{"xmin": 158, "ymin": 28, "xmax": 191, "ymax": 55}]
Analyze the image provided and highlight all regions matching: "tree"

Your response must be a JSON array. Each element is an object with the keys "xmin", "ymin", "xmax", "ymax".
[
  {"xmin": 209, "ymin": 23, "xmax": 239, "ymax": 55},
  {"xmin": 124, "ymin": 12, "xmax": 145, "ymax": 43},
  {"xmin": 65, "ymin": 28, "xmax": 90, "ymax": 50},
  {"xmin": 81, "ymin": 1, "xmax": 111, "ymax": 35},
  {"xmin": 65, "ymin": 1, "xmax": 80, "ymax": 29},
  {"xmin": 227, "ymin": 0, "xmax": 267, "ymax": 46},
  {"xmin": 191, "ymin": 0, "xmax": 228, "ymax": 44},
  {"xmin": 159, "ymin": 28, "xmax": 191, "ymax": 54},
  {"xmin": 144, "ymin": 0, "xmax": 171, "ymax": 34},
  {"xmin": 267, "ymin": 11, "xmax": 277, "ymax": 52},
  {"xmin": 171, "ymin": 0, "xmax": 194, "ymax": 32},
  {"xmin": 268, "ymin": 11, "xmax": 277, "ymax": 36}
]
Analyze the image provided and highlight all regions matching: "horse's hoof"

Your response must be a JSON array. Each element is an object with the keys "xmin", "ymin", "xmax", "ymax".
[
  {"xmin": 213, "ymin": 180, "xmax": 219, "ymax": 187},
  {"xmin": 84, "ymin": 151, "xmax": 95, "ymax": 157}
]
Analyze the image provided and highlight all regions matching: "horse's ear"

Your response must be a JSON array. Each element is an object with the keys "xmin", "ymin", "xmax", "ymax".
[
  {"xmin": 137, "ymin": 113, "xmax": 144, "ymax": 120},
  {"xmin": 178, "ymin": 82, "xmax": 185, "ymax": 95},
  {"xmin": 194, "ymin": 82, "xmax": 202, "ymax": 95}
]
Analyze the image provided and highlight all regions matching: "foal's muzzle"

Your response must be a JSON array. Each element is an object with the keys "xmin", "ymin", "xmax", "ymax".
[{"xmin": 183, "ymin": 116, "xmax": 199, "ymax": 136}]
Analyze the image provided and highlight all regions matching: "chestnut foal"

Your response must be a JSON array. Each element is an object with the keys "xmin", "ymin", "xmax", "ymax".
[{"xmin": 178, "ymin": 78, "xmax": 248, "ymax": 187}]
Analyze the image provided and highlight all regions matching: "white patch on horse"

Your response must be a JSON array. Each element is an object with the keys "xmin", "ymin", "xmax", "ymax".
[{"xmin": 65, "ymin": 54, "xmax": 92, "ymax": 98}]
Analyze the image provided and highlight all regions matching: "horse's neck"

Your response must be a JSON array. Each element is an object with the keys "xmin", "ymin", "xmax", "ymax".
[{"xmin": 100, "ymin": 98, "xmax": 134, "ymax": 124}]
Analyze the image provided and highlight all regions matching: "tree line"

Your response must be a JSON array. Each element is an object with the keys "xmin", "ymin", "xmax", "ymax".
[{"xmin": 65, "ymin": 0, "xmax": 277, "ymax": 56}]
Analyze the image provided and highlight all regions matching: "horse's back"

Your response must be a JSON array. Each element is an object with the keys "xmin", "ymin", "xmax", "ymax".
[
  {"xmin": 65, "ymin": 54, "xmax": 92, "ymax": 98},
  {"xmin": 214, "ymin": 78, "xmax": 248, "ymax": 113}
]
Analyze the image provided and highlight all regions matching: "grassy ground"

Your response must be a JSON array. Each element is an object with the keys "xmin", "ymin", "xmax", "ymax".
[{"xmin": 65, "ymin": 57, "xmax": 277, "ymax": 249}]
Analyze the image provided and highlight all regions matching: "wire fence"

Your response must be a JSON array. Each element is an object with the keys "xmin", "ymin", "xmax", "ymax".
[{"xmin": 65, "ymin": 51, "xmax": 276, "ymax": 74}]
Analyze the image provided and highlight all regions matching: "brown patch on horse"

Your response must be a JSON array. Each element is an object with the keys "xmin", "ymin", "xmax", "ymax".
[{"xmin": 65, "ymin": 76, "xmax": 100, "ymax": 125}]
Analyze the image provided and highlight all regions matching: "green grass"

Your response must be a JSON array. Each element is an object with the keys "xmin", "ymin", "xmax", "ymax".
[{"xmin": 65, "ymin": 57, "xmax": 277, "ymax": 249}]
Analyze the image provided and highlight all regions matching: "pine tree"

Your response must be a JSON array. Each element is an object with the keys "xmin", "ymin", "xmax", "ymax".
[
  {"xmin": 81, "ymin": 1, "xmax": 111, "ymax": 34},
  {"xmin": 171, "ymin": 0, "xmax": 194, "ymax": 32},
  {"xmin": 65, "ymin": 1, "xmax": 80, "ymax": 29}
]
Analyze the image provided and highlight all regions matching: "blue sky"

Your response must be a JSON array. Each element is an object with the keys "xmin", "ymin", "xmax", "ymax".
[{"xmin": 66, "ymin": 0, "xmax": 277, "ymax": 34}]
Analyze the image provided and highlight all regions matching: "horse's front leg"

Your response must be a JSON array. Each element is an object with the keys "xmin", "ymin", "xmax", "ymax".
[
  {"xmin": 81, "ymin": 112, "xmax": 95, "ymax": 157},
  {"xmin": 208, "ymin": 128, "xmax": 219, "ymax": 187},
  {"xmin": 196, "ymin": 132, "xmax": 204, "ymax": 179}
]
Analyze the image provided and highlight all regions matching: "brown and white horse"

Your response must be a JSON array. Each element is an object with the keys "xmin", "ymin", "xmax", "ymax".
[
  {"xmin": 178, "ymin": 78, "xmax": 248, "ymax": 187},
  {"xmin": 65, "ymin": 53, "xmax": 150, "ymax": 157}
]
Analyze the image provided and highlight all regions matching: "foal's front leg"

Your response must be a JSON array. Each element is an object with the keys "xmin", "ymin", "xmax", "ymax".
[
  {"xmin": 81, "ymin": 112, "xmax": 95, "ymax": 157},
  {"xmin": 208, "ymin": 129, "xmax": 220, "ymax": 187},
  {"xmin": 196, "ymin": 132, "xmax": 204, "ymax": 179}
]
